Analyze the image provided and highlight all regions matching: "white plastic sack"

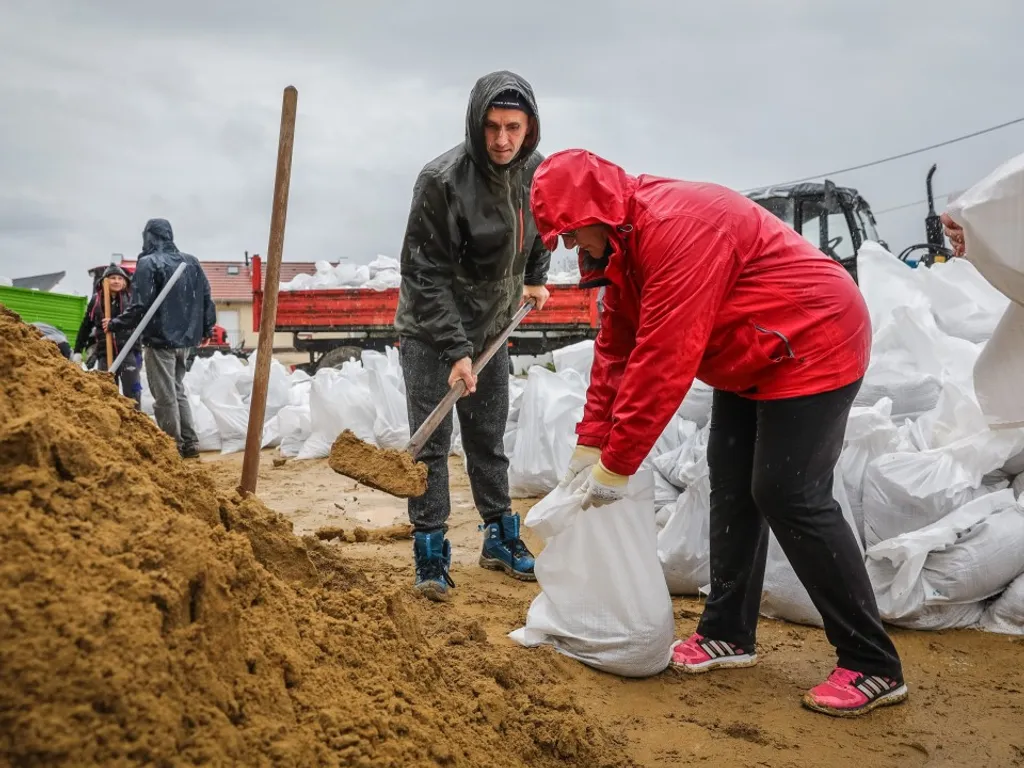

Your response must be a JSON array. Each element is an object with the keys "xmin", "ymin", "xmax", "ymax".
[
  {"xmin": 838, "ymin": 398, "xmax": 900, "ymax": 540},
  {"xmin": 509, "ymin": 469, "xmax": 675, "ymax": 678},
  {"xmin": 866, "ymin": 489, "xmax": 1024, "ymax": 621},
  {"xmin": 886, "ymin": 602, "xmax": 985, "ymax": 631},
  {"xmin": 651, "ymin": 421, "xmax": 700, "ymax": 489},
  {"xmin": 917, "ymin": 258, "xmax": 1009, "ymax": 343},
  {"xmin": 657, "ymin": 424, "xmax": 711, "ymax": 596},
  {"xmin": 277, "ymin": 404, "xmax": 311, "ymax": 458},
  {"xmin": 759, "ymin": 471, "xmax": 859, "ymax": 627},
  {"xmin": 551, "ymin": 340, "xmax": 595, "ymax": 383},
  {"xmin": 297, "ymin": 365, "xmax": 378, "ymax": 459},
  {"xmin": 980, "ymin": 572, "xmax": 1024, "ymax": 635},
  {"xmin": 508, "ymin": 367, "xmax": 586, "ymax": 497},
  {"xmin": 366, "ymin": 364, "xmax": 409, "ymax": 450},
  {"xmin": 190, "ymin": 395, "xmax": 222, "ymax": 453},
  {"xmin": 861, "ymin": 412, "xmax": 1023, "ymax": 546},
  {"xmin": 202, "ymin": 374, "xmax": 250, "ymax": 454},
  {"xmin": 946, "ymin": 152, "xmax": 1024, "ymax": 429},
  {"xmin": 677, "ymin": 380, "xmax": 714, "ymax": 429},
  {"xmin": 857, "ymin": 241, "xmax": 933, "ymax": 330}
]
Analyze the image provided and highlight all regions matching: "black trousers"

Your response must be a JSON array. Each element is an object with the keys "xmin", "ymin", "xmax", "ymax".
[
  {"xmin": 400, "ymin": 337, "xmax": 512, "ymax": 534},
  {"xmin": 696, "ymin": 379, "xmax": 903, "ymax": 680}
]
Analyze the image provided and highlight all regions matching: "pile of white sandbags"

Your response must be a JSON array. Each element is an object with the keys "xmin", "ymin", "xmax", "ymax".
[{"xmin": 278, "ymin": 255, "xmax": 582, "ymax": 291}]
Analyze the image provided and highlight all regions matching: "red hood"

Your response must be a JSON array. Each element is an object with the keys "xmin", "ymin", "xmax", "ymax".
[{"xmin": 530, "ymin": 149, "xmax": 638, "ymax": 287}]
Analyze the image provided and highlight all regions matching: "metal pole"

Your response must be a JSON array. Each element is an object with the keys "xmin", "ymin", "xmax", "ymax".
[
  {"xmin": 109, "ymin": 261, "xmax": 187, "ymax": 374},
  {"xmin": 239, "ymin": 85, "xmax": 297, "ymax": 496}
]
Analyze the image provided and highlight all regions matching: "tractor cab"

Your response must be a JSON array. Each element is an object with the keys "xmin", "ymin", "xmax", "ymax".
[{"xmin": 745, "ymin": 180, "xmax": 882, "ymax": 284}]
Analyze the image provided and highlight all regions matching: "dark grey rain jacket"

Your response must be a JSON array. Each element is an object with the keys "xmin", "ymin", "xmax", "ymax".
[
  {"xmin": 110, "ymin": 218, "xmax": 216, "ymax": 349},
  {"xmin": 394, "ymin": 71, "xmax": 551, "ymax": 363}
]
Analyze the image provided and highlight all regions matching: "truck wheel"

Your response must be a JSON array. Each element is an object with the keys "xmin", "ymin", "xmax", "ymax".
[{"xmin": 317, "ymin": 345, "xmax": 364, "ymax": 371}]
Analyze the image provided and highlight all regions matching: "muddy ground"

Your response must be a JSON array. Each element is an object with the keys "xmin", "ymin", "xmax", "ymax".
[{"xmin": 205, "ymin": 451, "xmax": 1024, "ymax": 768}]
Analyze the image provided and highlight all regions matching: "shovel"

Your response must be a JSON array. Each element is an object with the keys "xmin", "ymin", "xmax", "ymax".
[{"xmin": 328, "ymin": 298, "xmax": 536, "ymax": 497}]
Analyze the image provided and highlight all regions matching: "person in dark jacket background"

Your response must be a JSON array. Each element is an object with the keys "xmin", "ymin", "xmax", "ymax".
[
  {"xmin": 392, "ymin": 70, "xmax": 552, "ymax": 601},
  {"xmin": 74, "ymin": 263, "xmax": 142, "ymax": 407},
  {"xmin": 107, "ymin": 218, "xmax": 216, "ymax": 458}
]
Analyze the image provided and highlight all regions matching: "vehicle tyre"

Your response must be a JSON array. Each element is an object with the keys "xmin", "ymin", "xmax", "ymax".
[{"xmin": 317, "ymin": 345, "xmax": 364, "ymax": 371}]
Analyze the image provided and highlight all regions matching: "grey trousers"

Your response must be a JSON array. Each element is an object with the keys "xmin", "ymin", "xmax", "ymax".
[
  {"xmin": 400, "ymin": 336, "xmax": 511, "ymax": 533},
  {"xmin": 144, "ymin": 347, "xmax": 199, "ymax": 453}
]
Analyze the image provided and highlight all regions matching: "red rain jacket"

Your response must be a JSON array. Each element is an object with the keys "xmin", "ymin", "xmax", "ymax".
[{"xmin": 530, "ymin": 149, "xmax": 871, "ymax": 477}]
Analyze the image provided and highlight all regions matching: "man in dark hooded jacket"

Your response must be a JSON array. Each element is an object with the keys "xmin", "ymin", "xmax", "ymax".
[
  {"xmin": 393, "ymin": 70, "xmax": 552, "ymax": 601},
  {"xmin": 107, "ymin": 218, "xmax": 216, "ymax": 458}
]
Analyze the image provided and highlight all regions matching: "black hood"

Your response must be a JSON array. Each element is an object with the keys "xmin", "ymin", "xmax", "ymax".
[
  {"xmin": 464, "ymin": 70, "xmax": 540, "ymax": 174},
  {"xmin": 141, "ymin": 218, "xmax": 178, "ymax": 256}
]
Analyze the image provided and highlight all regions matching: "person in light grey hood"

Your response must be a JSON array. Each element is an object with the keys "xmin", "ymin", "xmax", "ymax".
[{"xmin": 393, "ymin": 70, "xmax": 552, "ymax": 601}]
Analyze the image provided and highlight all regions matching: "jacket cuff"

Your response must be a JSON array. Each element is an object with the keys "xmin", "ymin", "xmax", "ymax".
[
  {"xmin": 598, "ymin": 451, "xmax": 637, "ymax": 478},
  {"xmin": 524, "ymin": 275, "xmax": 548, "ymax": 287},
  {"xmin": 575, "ymin": 420, "xmax": 611, "ymax": 447},
  {"xmin": 442, "ymin": 343, "xmax": 474, "ymax": 364}
]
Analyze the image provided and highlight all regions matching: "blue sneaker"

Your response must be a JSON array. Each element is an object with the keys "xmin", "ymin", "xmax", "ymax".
[
  {"xmin": 413, "ymin": 530, "xmax": 455, "ymax": 602},
  {"xmin": 479, "ymin": 513, "xmax": 536, "ymax": 581}
]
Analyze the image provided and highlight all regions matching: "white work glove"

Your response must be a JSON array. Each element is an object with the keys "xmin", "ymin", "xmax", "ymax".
[
  {"xmin": 580, "ymin": 461, "xmax": 630, "ymax": 510},
  {"xmin": 71, "ymin": 352, "xmax": 83, "ymax": 364},
  {"xmin": 560, "ymin": 445, "xmax": 601, "ymax": 488}
]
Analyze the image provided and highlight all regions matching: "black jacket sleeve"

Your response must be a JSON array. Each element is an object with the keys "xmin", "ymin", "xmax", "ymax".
[
  {"xmin": 400, "ymin": 169, "xmax": 472, "ymax": 363},
  {"xmin": 525, "ymin": 231, "xmax": 551, "ymax": 286},
  {"xmin": 73, "ymin": 294, "xmax": 97, "ymax": 354},
  {"xmin": 200, "ymin": 268, "xmax": 216, "ymax": 337},
  {"xmin": 110, "ymin": 258, "xmax": 157, "ymax": 333}
]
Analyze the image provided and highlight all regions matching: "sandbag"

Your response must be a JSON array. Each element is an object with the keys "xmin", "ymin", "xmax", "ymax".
[
  {"xmin": 918, "ymin": 258, "xmax": 1008, "ymax": 343},
  {"xmin": 201, "ymin": 374, "xmax": 251, "ymax": 455},
  {"xmin": 551, "ymin": 340, "xmax": 595, "ymax": 383},
  {"xmin": 277, "ymin": 404, "xmax": 312, "ymax": 458},
  {"xmin": 509, "ymin": 469, "xmax": 675, "ymax": 678},
  {"xmin": 866, "ymin": 489, "xmax": 1024, "ymax": 622},
  {"xmin": 979, "ymin": 572, "xmax": 1024, "ymax": 635},
  {"xmin": 759, "ymin": 471, "xmax": 859, "ymax": 627},
  {"xmin": 656, "ymin": 424, "xmax": 710, "ymax": 595},
  {"xmin": 508, "ymin": 367, "xmax": 586, "ymax": 498},
  {"xmin": 886, "ymin": 602, "xmax": 985, "ymax": 631},
  {"xmin": 838, "ymin": 398, "xmax": 900, "ymax": 541},
  {"xmin": 297, "ymin": 365, "xmax": 378, "ymax": 460},
  {"xmin": 857, "ymin": 241, "xmax": 933, "ymax": 331},
  {"xmin": 190, "ymin": 395, "xmax": 222, "ymax": 453},
  {"xmin": 861, "ymin": 414, "xmax": 1023, "ymax": 546},
  {"xmin": 677, "ymin": 380, "xmax": 714, "ymax": 429}
]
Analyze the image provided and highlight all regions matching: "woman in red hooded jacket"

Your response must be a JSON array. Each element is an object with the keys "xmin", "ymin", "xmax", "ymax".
[{"xmin": 530, "ymin": 148, "xmax": 906, "ymax": 718}]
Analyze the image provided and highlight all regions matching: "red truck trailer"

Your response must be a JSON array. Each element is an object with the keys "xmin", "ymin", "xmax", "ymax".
[{"xmin": 251, "ymin": 255, "xmax": 601, "ymax": 372}]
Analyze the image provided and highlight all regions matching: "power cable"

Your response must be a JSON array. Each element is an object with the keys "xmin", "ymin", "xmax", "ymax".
[{"xmin": 740, "ymin": 115, "xmax": 1024, "ymax": 193}]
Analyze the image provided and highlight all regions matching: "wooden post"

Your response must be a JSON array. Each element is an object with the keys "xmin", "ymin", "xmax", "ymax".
[
  {"xmin": 239, "ymin": 85, "xmax": 298, "ymax": 496},
  {"xmin": 102, "ymin": 277, "xmax": 114, "ymax": 368}
]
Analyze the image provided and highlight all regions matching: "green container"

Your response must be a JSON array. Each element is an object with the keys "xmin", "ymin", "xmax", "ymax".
[{"xmin": 0, "ymin": 286, "xmax": 88, "ymax": 342}]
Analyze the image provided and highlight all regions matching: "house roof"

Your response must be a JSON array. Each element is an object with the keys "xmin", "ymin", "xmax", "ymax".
[
  {"xmin": 118, "ymin": 258, "xmax": 318, "ymax": 302},
  {"xmin": 12, "ymin": 271, "xmax": 66, "ymax": 292}
]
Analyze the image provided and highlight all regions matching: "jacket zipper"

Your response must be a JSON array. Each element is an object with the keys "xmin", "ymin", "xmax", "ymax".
[{"xmin": 505, "ymin": 172, "xmax": 517, "ymax": 276}]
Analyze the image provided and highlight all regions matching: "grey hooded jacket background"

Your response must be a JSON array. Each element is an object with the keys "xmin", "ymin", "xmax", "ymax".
[
  {"xmin": 110, "ymin": 218, "xmax": 217, "ymax": 349},
  {"xmin": 393, "ymin": 71, "xmax": 551, "ymax": 363}
]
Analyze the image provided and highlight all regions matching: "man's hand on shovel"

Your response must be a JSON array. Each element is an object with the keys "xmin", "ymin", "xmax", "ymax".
[{"xmin": 449, "ymin": 356, "xmax": 477, "ymax": 397}]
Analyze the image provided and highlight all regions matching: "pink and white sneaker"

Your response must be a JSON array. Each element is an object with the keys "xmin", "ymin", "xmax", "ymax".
[
  {"xmin": 802, "ymin": 667, "xmax": 908, "ymax": 717},
  {"xmin": 670, "ymin": 633, "xmax": 758, "ymax": 674}
]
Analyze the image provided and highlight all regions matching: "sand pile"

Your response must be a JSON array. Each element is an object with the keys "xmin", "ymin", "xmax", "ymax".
[{"xmin": 0, "ymin": 309, "xmax": 627, "ymax": 768}]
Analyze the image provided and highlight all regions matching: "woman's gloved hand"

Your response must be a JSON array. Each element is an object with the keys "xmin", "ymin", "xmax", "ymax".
[
  {"xmin": 580, "ymin": 460, "xmax": 629, "ymax": 509},
  {"xmin": 560, "ymin": 444, "xmax": 601, "ymax": 488}
]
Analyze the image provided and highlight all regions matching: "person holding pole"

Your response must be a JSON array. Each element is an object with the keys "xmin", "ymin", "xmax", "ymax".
[
  {"xmin": 106, "ymin": 218, "xmax": 216, "ymax": 458},
  {"xmin": 73, "ymin": 263, "xmax": 143, "ymax": 407}
]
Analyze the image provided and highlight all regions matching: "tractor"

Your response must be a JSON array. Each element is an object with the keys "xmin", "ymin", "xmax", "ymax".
[{"xmin": 744, "ymin": 164, "xmax": 956, "ymax": 284}]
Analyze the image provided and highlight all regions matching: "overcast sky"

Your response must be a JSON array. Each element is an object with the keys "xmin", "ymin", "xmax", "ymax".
[{"xmin": 2, "ymin": 0, "xmax": 1022, "ymax": 295}]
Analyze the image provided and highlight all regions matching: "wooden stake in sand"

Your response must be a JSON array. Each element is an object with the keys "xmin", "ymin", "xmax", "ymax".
[{"xmin": 239, "ymin": 85, "xmax": 298, "ymax": 497}]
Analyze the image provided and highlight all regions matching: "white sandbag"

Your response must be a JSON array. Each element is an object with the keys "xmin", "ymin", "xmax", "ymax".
[
  {"xmin": 551, "ymin": 340, "xmax": 594, "ymax": 382},
  {"xmin": 509, "ymin": 468, "xmax": 675, "ymax": 678},
  {"xmin": 190, "ymin": 395, "xmax": 222, "ymax": 453},
  {"xmin": 651, "ymin": 420, "xmax": 700, "ymax": 488},
  {"xmin": 1013, "ymin": 471, "xmax": 1024, "ymax": 501},
  {"xmin": 838, "ymin": 398, "xmax": 900, "ymax": 540},
  {"xmin": 297, "ymin": 365, "xmax": 378, "ymax": 459},
  {"xmin": 654, "ymin": 471, "xmax": 681, "ymax": 511},
  {"xmin": 277, "ymin": 404, "xmax": 311, "ymax": 458},
  {"xmin": 759, "ymin": 471, "xmax": 859, "ymax": 627},
  {"xmin": 261, "ymin": 413, "xmax": 281, "ymax": 448},
  {"xmin": 866, "ymin": 489, "xmax": 1024, "ymax": 621},
  {"xmin": 235, "ymin": 355, "xmax": 291, "ymax": 421},
  {"xmin": 980, "ymin": 572, "xmax": 1024, "ymax": 635},
  {"xmin": 917, "ymin": 258, "xmax": 1009, "ymax": 343},
  {"xmin": 861, "ymin": 415, "xmax": 1023, "ymax": 546},
  {"xmin": 945, "ymin": 153, "xmax": 1024, "ymax": 429},
  {"xmin": 657, "ymin": 424, "xmax": 711, "ymax": 595},
  {"xmin": 886, "ymin": 602, "xmax": 985, "ymax": 631},
  {"xmin": 677, "ymin": 380, "xmax": 714, "ymax": 429},
  {"xmin": 201, "ymin": 375, "xmax": 251, "ymax": 455},
  {"xmin": 508, "ymin": 367, "xmax": 586, "ymax": 498},
  {"xmin": 367, "ymin": 365, "xmax": 409, "ymax": 450},
  {"xmin": 857, "ymin": 241, "xmax": 933, "ymax": 329}
]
